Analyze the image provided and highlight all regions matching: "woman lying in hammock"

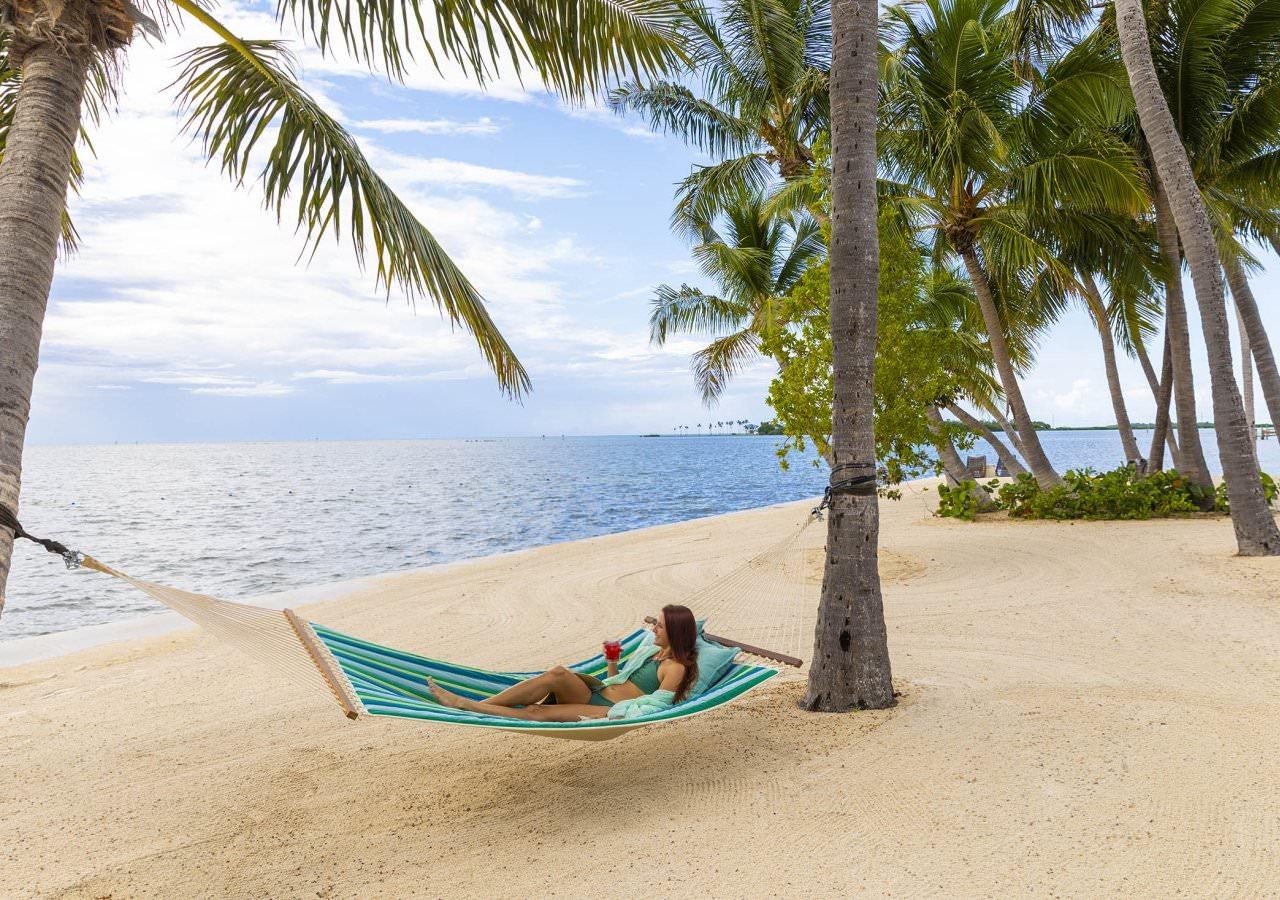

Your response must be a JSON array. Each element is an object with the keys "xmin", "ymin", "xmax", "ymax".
[{"xmin": 427, "ymin": 604, "xmax": 700, "ymax": 722}]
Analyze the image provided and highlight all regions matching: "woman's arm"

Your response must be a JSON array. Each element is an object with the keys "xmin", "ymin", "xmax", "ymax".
[{"xmin": 657, "ymin": 660, "xmax": 686, "ymax": 692}]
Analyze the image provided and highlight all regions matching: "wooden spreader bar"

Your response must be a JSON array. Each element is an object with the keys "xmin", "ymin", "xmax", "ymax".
[
  {"xmin": 643, "ymin": 616, "xmax": 803, "ymax": 668},
  {"xmin": 285, "ymin": 608, "xmax": 361, "ymax": 719}
]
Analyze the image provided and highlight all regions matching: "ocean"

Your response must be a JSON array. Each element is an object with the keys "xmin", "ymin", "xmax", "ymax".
[{"xmin": 3, "ymin": 430, "xmax": 1276, "ymax": 642}]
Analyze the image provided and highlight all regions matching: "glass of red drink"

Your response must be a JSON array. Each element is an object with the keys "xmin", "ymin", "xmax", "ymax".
[{"xmin": 603, "ymin": 640, "xmax": 622, "ymax": 662}]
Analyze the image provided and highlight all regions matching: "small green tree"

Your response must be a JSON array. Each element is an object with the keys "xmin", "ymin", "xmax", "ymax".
[{"xmin": 764, "ymin": 213, "xmax": 998, "ymax": 487}]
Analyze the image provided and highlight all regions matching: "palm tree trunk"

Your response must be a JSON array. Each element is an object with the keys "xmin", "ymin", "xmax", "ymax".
[
  {"xmin": 804, "ymin": 0, "xmax": 893, "ymax": 712},
  {"xmin": 0, "ymin": 42, "xmax": 91, "ymax": 612},
  {"xmin": 1082, "ymin": 275, "xmax": 1141, "ymax": 462},
  {"xmin": 943, "ymin": 401, "xmax": 1028, "ymax": 476},
  {"xmin": 1151, "ymin": 178, "xmax": 1213, "ymax": 496},
  {"xmin": 1116, "ymin": 0, "xmax": 1280, "ymax": 555},
  {"xmin": 1223, "ymin": 256, "xmax": 1276, "ymax": 439},
  {"xmin": 983, "ymin": 403, "xmax": 1029, "ymax": 459},
  {"xmin": 925, "ymin": 405, "xmax": 994, "ymax": 509},
  {"xmin": 1237, "ymin": 302, "xmax": 1256, "ymax": 457},
  {"xmin": 1133, "ymin": 326, "xmax": 1180, "ymax": 464},
  {"xmin": 958, "ymin": 247, "xmax": 1061, "ymax": 486},
  {"xmin": 1149, "ymin": 330, "xmax": 1176, "ymax": 471}
]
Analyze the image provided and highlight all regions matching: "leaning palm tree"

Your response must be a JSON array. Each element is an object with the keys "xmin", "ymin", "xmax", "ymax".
[
  {"xmin": 608, "ymin": 0, "xmax": 830, "ymax": 231},
  {"xmin": 650, "ymin": 187, "xmax": 824, "ymax": 404},
  {"xmin": 0, "ymin": 0, "xmax": 680, "ymax": 606},
  {"xmin": 1113, "ymin": 0, "xmax": 1280, "ymax": 554},
  {"xmin": 879, "ymin": 0, "xmax": 1149, "ymax": 488},
  {"xmin": 804, "ymin": 0, "xmax": 893, "ymax": 712},
  {"xmin": 1127, "ymin": 0, "xmax": 1280, "ymax": 444}
]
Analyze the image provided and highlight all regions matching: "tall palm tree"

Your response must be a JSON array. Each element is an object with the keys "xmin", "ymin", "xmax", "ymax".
[
  {"xmin": 1113, "ymin": 0, "xmax": 1280, "ymax": 554},
  {"xmin": 0, "ymin": 0, "xmax": 680, "ymax": 607},
  {"xmin": 804, "ymin": 0, "xmax": 892, "ymax": 712},
  {"xmin": 650, "ymin": 188, "xmax": 824, "ymax": 403},
  {"xmin": 879, "ymin": 0, "xmax": 1149, "ymax": 488},
  {"xmin": 608, "ymin": 0, "xmax": 831, "ymax": 231}
]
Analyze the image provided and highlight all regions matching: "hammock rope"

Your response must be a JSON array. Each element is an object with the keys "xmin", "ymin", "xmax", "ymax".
[{"xmin": 3, "ymin": 503, "xmax": 828, "ymax": 741}]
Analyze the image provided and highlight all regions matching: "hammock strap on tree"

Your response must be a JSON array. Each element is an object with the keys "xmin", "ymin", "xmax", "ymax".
[{"xmin": 0, "ymin": 504, "xmax": 84, "ymax": 568}]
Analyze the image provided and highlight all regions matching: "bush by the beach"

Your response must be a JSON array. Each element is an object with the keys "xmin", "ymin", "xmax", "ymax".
[{"xmin": 937, "ymin": 465, "xmax": 1276, "ymax": 521}]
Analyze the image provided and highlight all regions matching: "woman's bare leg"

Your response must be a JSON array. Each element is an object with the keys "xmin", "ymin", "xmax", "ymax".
[
  {"xmin": 472, "ymin": 666, "xmax": 591, "ymax": 707},
  {"xmin": 429, "ymin": 680, "xmax": 607, "ymax": 721}
]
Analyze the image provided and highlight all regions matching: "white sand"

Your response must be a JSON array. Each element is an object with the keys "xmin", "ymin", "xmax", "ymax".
[{"xmin": 2, "ymin": 481, "xmax": 1278, "ymax": 898}]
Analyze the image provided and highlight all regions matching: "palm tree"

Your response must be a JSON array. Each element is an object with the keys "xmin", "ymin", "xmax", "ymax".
[
  {"xmin": 608, "ymin": 0, "xmax": 831, "ymax": 230},
  {"xmin": 879, "ymin": 0, "xmax": 1149, "ymax": 488},
  {"xmin": 804, "ymin": 0, "xmax": 892, "ymax": 712},
  {"xmin": 650, "ymin": 187, "xmax": 824, "ymax": 403},
  {"xmin": 1113, "ymin": 0, "xmax": 1280, "ymax": 554},
  {"xmin": 0, "ymin": 0, "xmax": 680, "ymax": 606}
]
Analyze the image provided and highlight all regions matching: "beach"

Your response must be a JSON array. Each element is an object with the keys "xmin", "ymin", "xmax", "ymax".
[{"xmin": 2, "ymin": 479, "xmax": 1278, "ymax": 897}]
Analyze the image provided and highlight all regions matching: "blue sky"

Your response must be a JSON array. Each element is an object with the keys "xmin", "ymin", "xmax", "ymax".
[{"xmin": 25, "ymin": 0, "xmax": 1280, "ymax": 444}]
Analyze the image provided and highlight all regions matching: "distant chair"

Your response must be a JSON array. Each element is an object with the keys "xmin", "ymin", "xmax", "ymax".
[
  {"xmin": 1126, "ymin": 458, "xmax": 1149, "ymax": 475},
  {"xmin": 965, "ymin": 455, "xmax": 988, "ymax": 480},
  {"xmin": 995, "ymin": 458, "xmax": 1010, "ymax": 478}
]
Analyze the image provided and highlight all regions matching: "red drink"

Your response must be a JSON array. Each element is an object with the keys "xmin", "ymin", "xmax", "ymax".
[{"xmin": 603, "ymin": 640, "xmax": 623, "ymax": 662}]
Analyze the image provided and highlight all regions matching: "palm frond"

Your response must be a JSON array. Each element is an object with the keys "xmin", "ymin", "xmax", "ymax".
[
  {"xmin": 691, "ymin": 327, "xmax": 761, "ymax": 403},
  {"xmin": 649, "ymin": 284, "xmax": 749, "ymax": 343},
  {"xmin": 672, "ymin": 153, "xmax": 775, "ymax": 238},
  {"xmin": 274, "ymin": 0, "xmax": 682, "ymax": 97},
  {"xmin": 607, "ymin": 80, "xmax": 757, "ymax": 155},
  {"xmin": 170, "ymin": 29, "xmax": 528, "ymax": 395}
]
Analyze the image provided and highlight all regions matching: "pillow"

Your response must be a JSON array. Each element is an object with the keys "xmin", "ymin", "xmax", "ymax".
[{"xmin": 689, "ymin": 634, "xmax": 739, "ymax": 698}]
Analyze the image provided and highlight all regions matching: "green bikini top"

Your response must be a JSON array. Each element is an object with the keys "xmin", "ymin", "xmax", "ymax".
[{"xmin": 628, "ymin": 657, "xmax": 663, "ymax": 694}]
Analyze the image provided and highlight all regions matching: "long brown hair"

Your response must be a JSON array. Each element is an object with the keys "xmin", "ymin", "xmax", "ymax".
[{"xmin": 661, "ymin": 604, "xmax": 699, "ymax": 703}]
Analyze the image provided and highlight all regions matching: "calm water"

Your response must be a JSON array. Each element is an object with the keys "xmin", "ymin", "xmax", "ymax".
[{"xmin": 3, "ymin": 431, "xmax": 1275, "ymax": 642}]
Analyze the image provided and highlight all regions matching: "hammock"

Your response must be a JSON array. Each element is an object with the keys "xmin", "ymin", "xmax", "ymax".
[{"xmin": 12, "ymin": 507, "xmax": 825, "ymax": 742}]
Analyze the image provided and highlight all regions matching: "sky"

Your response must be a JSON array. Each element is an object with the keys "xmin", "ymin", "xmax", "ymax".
[{"xmin": 24, "ymin": 0, "xmax": 1280, "ymax": 444}]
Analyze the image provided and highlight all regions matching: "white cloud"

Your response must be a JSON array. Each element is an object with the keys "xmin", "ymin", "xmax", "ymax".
[
  {"xmin": 354, "ymin": 117, "xmax": 503, "ymax": 136},
  {"xmin": 364, "ymin": 147, "xmax": 586, "ymax": 198},
  {"xmin": 190, "ymin": 382, "xmax": 295, "ymax": 397}
]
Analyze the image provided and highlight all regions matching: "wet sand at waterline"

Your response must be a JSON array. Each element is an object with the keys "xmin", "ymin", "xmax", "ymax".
[{"xmin": 2, "ymin": 480, "xmax": 1278, "ymax": 897}]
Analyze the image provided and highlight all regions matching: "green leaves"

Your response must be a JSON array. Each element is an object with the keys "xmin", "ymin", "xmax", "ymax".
[
  {"xmin": 274, "ymin": 0, "xmax": 682, "ymax": 97},
  {"xmin": 171, "ymin": 35, "xmax": 529, "ymax": 396}
]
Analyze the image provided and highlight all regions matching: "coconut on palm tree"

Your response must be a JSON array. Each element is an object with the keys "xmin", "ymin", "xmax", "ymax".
[{"xmin": 0, "ymin": 0, "xmax": 682, "ymax": 607}]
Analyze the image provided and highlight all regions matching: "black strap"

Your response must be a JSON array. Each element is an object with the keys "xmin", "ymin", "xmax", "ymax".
[
  {"xmin": 812, "ymin": 464, "xmax": 878, "ymax": 516},
  {"xmin": 0, "ymin": 504, "xmax": 82, "ymax": 567}
]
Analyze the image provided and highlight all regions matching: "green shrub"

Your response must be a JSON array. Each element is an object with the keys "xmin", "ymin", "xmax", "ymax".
[
  {"xmin": 936, "ymin": 479, "xmax": 992, "ymax": 520},
  {"xmin": 936, "ymin": 464, "xmax": 1272, "ymax": 521}
]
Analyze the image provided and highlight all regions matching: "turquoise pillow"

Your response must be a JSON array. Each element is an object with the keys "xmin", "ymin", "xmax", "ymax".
[{"xmin": 690, "ymin": 634, "xmax": 739, "ymax": 698}]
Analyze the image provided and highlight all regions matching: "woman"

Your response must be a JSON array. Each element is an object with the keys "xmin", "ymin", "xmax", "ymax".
[{"xmin": 427, "ymin": 604, "xmax": 700, "ymax": 722}]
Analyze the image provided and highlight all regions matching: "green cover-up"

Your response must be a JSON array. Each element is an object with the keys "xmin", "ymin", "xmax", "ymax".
[{"xmin": 310, "ymin": 624, "xmax": 778, "ymax": 742}]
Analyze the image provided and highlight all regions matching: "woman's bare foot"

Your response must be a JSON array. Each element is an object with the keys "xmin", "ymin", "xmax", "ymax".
[{"xmin": 428, "ymin": 678, "xmax": 474, "ymax": 711}]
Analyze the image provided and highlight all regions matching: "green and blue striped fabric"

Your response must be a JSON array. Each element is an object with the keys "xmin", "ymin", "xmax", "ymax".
[{"xmin": 311, "ymin": 624, "xmax": 780, "ymax": 741}]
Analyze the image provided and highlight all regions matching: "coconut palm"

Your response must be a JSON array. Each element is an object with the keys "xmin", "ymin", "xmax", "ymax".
[
  {"xmin": 608, "ymin": 0, "xmax": 831, "ymax": 232},
  {"xmin": 650, "ymin": 187, "xmax": 824, "ymax": 403},
  {"xmin": 0, "ymin": 0, "xmax": 681, "ymax": 606},
  {"xmin": 1113, "ymin": 0, "xmax": 1280, "ymax": 554},
  {"xmin": 1126, "ymin": 0, "xmax": 1280, "ymax": 444},
  {"xmin": 879, "ymin": 0, "xmax": 1153, "ymax": 488},
  {"xmin": 804, "ymin": 0, "xmax": 892, "ymax": 712}
]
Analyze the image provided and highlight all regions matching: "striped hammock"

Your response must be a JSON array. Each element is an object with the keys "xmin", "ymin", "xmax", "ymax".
[
  {"xmin": 316, "ymin": 624, "xmax": 781, "ymax": 741},
  {"xmin": 68, "ymin": 553, "xmax": 798, "ymax": 742}
]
